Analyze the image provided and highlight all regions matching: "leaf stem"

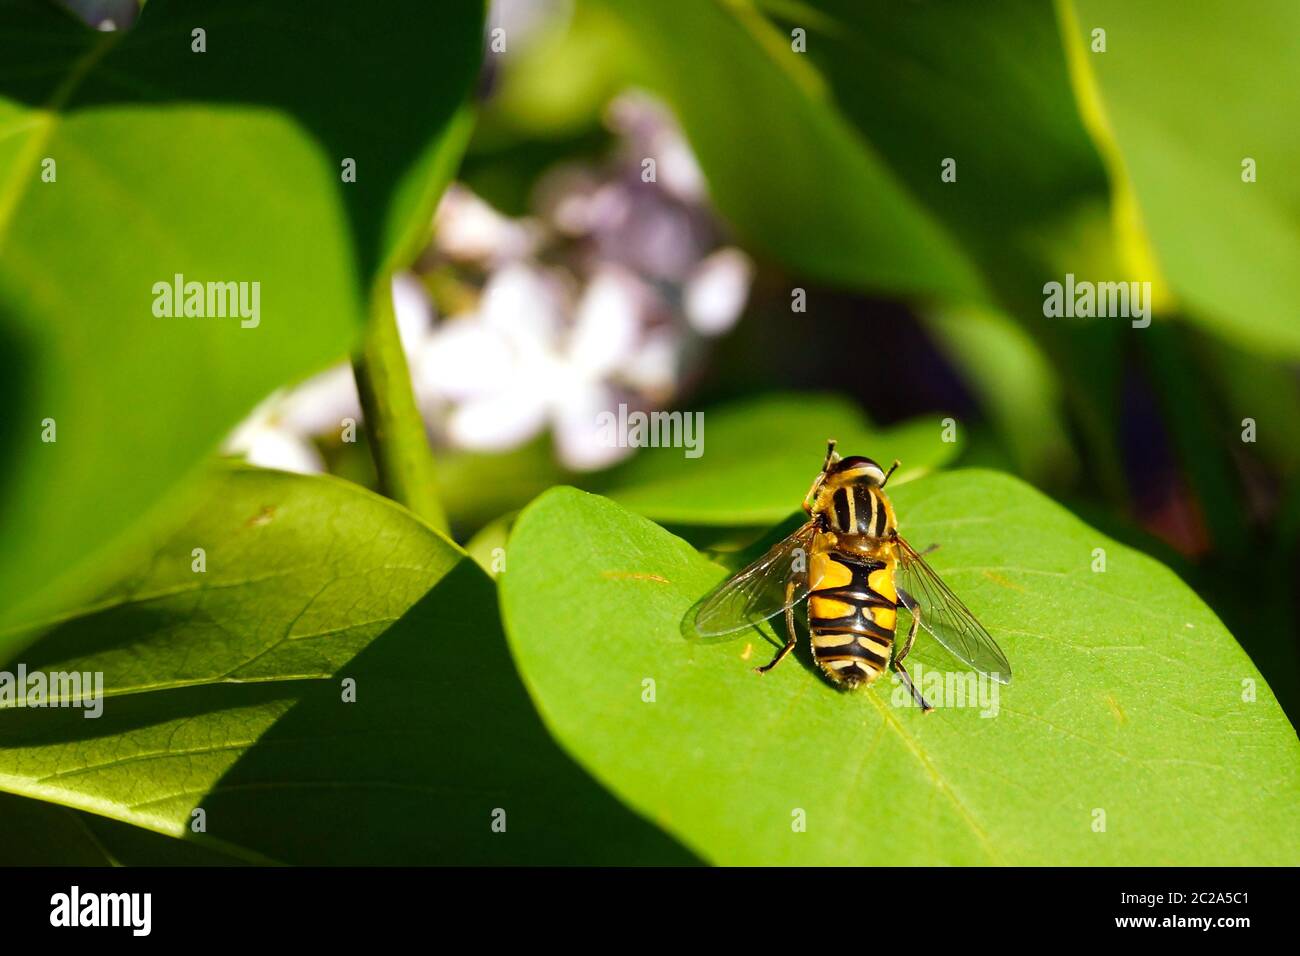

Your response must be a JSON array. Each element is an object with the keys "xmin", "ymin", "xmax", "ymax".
[{"xmin": 352, "ymin": 280, "xmax": 449, "ymax": 533}]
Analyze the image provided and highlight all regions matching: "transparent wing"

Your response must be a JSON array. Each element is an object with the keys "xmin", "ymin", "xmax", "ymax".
[
  {"xmin": 895, "ymin": 536, "xmax": 1012, "ymax": 683},
  {"xmin": 691, "ymin": 522, "xmax": 819, "ymax": 638}
]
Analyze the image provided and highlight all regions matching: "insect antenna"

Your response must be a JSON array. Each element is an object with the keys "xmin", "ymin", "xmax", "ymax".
[{"xmin": 881, "ymin": 458, "xmax": 901, "ymax": 487}]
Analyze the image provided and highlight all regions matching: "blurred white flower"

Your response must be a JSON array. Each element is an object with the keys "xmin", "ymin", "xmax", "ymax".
[
  {"xmin": 239, "ymin": 427, "xmax": 324, "ymax": 475},
  {"xmin": 225, "ymin": 87, "xmax": 754, "ymax": 479},
  {"xmin": 434, "ymin": 184, "xmax": 542, "ymax": 265},
  {"xmin": 415, "ymin": 85, "xmax": 754, "ymax": 468},
  {"xmin": 275, "ymin": 364, "xmax": 361, "ymax": 437},
  {"xmin": 599, "ymin": 189, "xmax": 706, "ymax": 282},
  {"xmin": 487, "ymin": 0, "xmax": 573, "ymax": 56},
  {"xmin": 536, "ymin": 164, "xmax": 707, "ymax": 282},
  {"xmin": 606, "ymin": 91, "xmax": 707, "ymax": 204},
  {"xmin": 392, "ymin": 271, "xmax": 437, "ymax": 354},
  {"xmin": 569, "ymin": 265, "xmax": 646, "ymax": 376},
  {"xmin": 225, "ymin": 273, "xmax": 431, "ymax": 471},
  {"xmin": 684, "ymin": 247, "xmax": 755, "ymax": 335},
  {"xmin": 223, "ymin": 392, "xmax": 325, "ymax": 476},
  {"xmin": 414, "ymin": 263, "xmax": 568, "ymax": 444},
  {"xmin": 551, "ymin": 380, "xmax": 625, "ymax": 470},
  {"xmin": 619, "ymin": 327, "xmax": 681, "ymax": 403},
  {"xmin": 413, "ymin": 262, "xmax": 657, "ymax": 470},
  {"xmin": 535, "ymin": 164, "xmax": 608, "ymax": 237}
]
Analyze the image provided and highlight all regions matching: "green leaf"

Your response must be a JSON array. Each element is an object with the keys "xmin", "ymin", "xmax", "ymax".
[
  {"xmin": 465, "ymin": 511, "xmax": 515, "ymax": 579},
  {"xmin": 592, "ymin": 0, "xmax": 989, "ymax": 302},
  {"xmin": 0, "ymin": 465, "xmax": 694, "ymax": 865},
  {"xmin": 1069, "ymin": 0, "xmax": 1300, "ymax": 356},
  {"xmin": 0, "ymin": 0, "xmax": 483, "ymax": 630},
  {"xmin": 597, "ymin": 0, "xmax": 1113, "ymax": 309},
  {"xmin": 0, "ymin": 790, "xmax": 246, "ymax": 865},
  {"xmin": 600, "ymin": 393, "xmax": 960, "ymax": 526},
  {"xmin": 921, "ymin": 306, "xmax": 1076, "ymax": 486},
  {"xmin": 500, "ymin": 476, "xmax": 1300, "ymax": 865},
  {"xmin": 594, "ymin": 0, "xmax": 1130, "ymax": 492},
  {"xmin": 1189, "ymin": 329, "xmax": 1300, "ymax": 477},
  {"xmin": 0, "ymin": 791, "xmax": 115, "ymax": 865},
  {"xmin": 437, "ymin": 437, "xmax": 571, "ymax": 537}
]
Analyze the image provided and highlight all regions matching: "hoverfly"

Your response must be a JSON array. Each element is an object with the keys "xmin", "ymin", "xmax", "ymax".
[{"xmin": 690, "ymin": 441, "xmax": 1010, "ymax": 711}]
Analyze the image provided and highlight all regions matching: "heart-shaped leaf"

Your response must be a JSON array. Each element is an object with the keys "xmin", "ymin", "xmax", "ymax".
[
  {"xmin": 500, "ymin": 475, "xmax": 1300, "ymax": 865},
  {"xmin": 0, "ymin": 465, "xmax": 693, "ymax": 865},
  {"xmin": 0, "ymin": 0, "xmax": 483, "ymax": 631}
]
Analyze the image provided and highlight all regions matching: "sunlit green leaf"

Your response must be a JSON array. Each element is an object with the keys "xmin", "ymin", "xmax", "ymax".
[
  {"xmin": 500, "ymin": 475, "xmax": 1300, "ymax": 865},
  {"xmin": 1069, "ymin": 0, "xmax": 1300, "ymax": 356},
  {"xmin": 0, "ymin": 466, "xmax": 693, "ymax": 865}
]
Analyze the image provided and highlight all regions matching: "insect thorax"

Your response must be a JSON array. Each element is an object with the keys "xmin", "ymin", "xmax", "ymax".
[{"xmin": 814, "ymin": 475, "xmax": 897, "ymax": 538}]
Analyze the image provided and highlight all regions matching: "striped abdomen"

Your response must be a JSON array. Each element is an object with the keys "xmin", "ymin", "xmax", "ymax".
[{"xmin": 807, "ymin": 548, "xmax": 898, "ymax": 688}]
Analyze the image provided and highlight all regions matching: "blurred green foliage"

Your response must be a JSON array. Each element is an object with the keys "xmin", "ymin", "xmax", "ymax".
[{"xmin": 0, "ymin": 0, "xmax": 483, "ymax": 634}]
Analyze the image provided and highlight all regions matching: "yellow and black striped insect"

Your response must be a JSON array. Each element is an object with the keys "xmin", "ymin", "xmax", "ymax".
[{"xmin": 691, "ymin": 441, "xmax": 1011, "ymax": 711}]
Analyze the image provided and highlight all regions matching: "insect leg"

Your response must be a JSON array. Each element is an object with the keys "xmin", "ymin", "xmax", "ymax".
[
  {"xmin": 755, "ymin": 579, "xmax": 798, "ymax": 675},
  {"xmin": 892, "ymin": 597, "xmax": 932, "ymax": 711},
  {"xmin": 895, "ymin": 595, "xmax": 921, "ymax": 664},
  {"xmin": 893, "ymin": 659, "xmax": 933, "ymax": 713}
]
